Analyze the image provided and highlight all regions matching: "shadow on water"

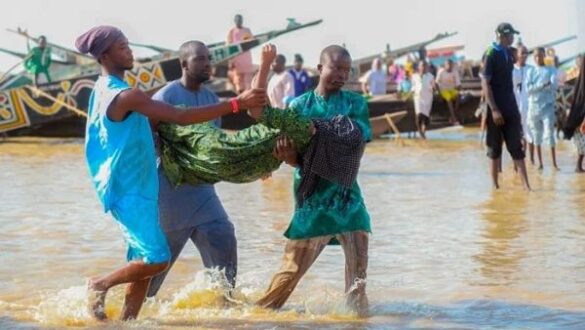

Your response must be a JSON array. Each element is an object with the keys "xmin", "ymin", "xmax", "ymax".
[{"xmin": 473, "ymin": 191, "xmax": 529, "ymax": 286}]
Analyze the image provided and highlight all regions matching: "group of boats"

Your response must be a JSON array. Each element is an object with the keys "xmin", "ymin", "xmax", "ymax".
[{"xmin": 0, "ymin": 19, "xmax": 580, "ymax": 139}]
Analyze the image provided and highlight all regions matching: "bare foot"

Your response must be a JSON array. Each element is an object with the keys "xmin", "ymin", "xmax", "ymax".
[
  {"xmin": 88, "ymin": 278, "xmax": 108, "ymax": 321},
  {"xmin": 347, "ymin": 293, "xmax": 369, "ymax": 318},
  {"xmin": 576, "ymin": 168, "xmax": 585, "ymax": 173}
]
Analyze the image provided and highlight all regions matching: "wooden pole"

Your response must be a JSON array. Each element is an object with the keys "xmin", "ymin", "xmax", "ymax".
[
  {"xmin": 24, "ymin": 85, "xmax": 87, "ymax": 118},
  {"xmin": 0, "ymin": 54, "xmax": 31, "ymax": 84}
]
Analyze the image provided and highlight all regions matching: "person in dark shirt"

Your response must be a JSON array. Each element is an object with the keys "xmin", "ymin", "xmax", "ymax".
[{"xmin": 481, "ymin": 23, "xmax": 531, "ymax": 190}]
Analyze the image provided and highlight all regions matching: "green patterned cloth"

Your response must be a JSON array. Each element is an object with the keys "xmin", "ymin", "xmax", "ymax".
[
  {"xmin": 285, "ymin": 90, "xmax": 372, "ymax": 243},
  {"xmin": 158, "ymin": 106, "xmax": 312, "ymax": 186}
]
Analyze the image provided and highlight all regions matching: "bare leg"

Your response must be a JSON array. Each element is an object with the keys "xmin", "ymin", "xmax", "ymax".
[
  {"xmin": 491, "ymin": 158, "xmax": 500, "ymax": 189},
  {"xmin": 416, "ymin": 118, "xmax": 426, "ymax": 139},
  {"xmin": 420, "ymin": 122, "xmax": 427, "ymax": 140},
  {"xmin": 454, "ymin": 96, "xmax": 461, "ymax": 123},
  {"xmin": 551, "ymin": 147, "xmax": 560, "ymax": 170},
  {"xmin": 513, "ymin": 159, "xmax": 531, "ymax": 191},
  {"xmin": 88, "ymin": 261, "xmax": 168, "ymax": 321},
  {"xmin": 447, "ymin": 101, "xmax": 457, "ymax": 124},
  {"xmin": 576, "ymin": 155, "xmax": 585, "ymax": 173},
  {"xmin": 528, "ymin": 143, "xmax": 535, "ymax": 165},
  {"xmin": 120, "ymin": 279, "xmax": 151, "ymax": 321},
  {"xmin": 338, "ymin": 231, "xmax": 369, "ymax": 317},
  {"xmin": 536, "ymin": 145, "xmax": 543, "ymax": 170}
]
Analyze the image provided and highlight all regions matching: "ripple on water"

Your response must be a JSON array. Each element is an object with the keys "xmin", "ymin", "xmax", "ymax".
[{"xmin": 1, "ymin": 135, "xmax": 584, "ymax": 329}]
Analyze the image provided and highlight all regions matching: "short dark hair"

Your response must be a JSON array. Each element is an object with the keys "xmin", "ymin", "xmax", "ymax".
[
  {"xmin": 319, "ymin": 45, "xmax": 351, "ymax": 64},
  {"xmin": 179, "ymin": 40, "xmax": 206, "ymax": 62},
  {"xmin": 275, "ymin": 54, "xmax": 286, "ymax": 64}
]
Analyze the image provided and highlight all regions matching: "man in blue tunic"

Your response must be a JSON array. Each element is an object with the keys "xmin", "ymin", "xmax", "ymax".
[{"xmin": 75, "ymin": 26, "xmax": 266, "ymax": 321}]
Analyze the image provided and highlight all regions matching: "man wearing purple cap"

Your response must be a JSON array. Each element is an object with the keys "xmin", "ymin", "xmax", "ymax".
[
  {"xmin": 75, "ymin": 25, "xmax": 266, "ymax": 321},
  {"xmin": 481, "ymin": 23, "xmax": 531, "ymax": 190}
]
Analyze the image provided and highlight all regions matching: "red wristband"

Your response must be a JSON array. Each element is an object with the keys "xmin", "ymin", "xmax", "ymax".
[{"xmin": 230, "ymin": 97, "xmax": 240, "ymax": 113}]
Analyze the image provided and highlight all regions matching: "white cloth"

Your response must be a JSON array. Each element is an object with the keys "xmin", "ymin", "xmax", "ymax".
[
  {"xmin": 413, "ymin": 73, "xmax": 434, "ymax": 116},
  {"xmin": 435, "ymin": 68, "xmax": 461, "ymax": 90},
  {"xmin": 268, "ymin": 71, "xmax": 296, "ymax": 109},
  {"xmin": 361, "ymin": 69, "xmax": 387, "ymax": 95},
  {"xmin": 513, "ymin": 64, "xmax": 534, "ymax": 142}
]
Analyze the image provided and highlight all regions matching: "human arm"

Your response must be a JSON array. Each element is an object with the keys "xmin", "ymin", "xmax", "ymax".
[
  {"xmin": 44, "ymin": 48, "xmax": 52, "ymax": 67},
  {"xmin": 526, "ymin": 69, "xmax": 553, "ymax": 94},
  {"xmin": 481, "ymin": 77, "xmax": 504, "ymax": 125},
  {"xmin": 480, "ymin": 52, "xmax": 504, "ymax": 125},
  {"xmin": 248, "ymin": 44, "xmax": 277, "ymax": 119},
  {"xmin": 360, "ymin": 71, "xmax": 371, "ymax": 95},
  {"xmin": 109, "ymin": 87, "xmax": 266, "ymax": 125},
  {"xmin": 226, "ymin": 29, "xmax": 233, "ymax": 44},
  {"xmin": 434, "ymin": 71, "xmax": 442, "ymax": 93}
]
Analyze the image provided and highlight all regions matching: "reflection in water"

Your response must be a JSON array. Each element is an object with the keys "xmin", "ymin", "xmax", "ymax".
[
  {"xmin": 1, "ymin": 132, "xmax": 585, "ymax": 329},
  {"xmin": 474, "ymin": 191, "xmax": 529, "ymax": 286}
]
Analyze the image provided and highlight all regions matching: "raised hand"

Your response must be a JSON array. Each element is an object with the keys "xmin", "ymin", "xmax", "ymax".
[{"xmin": 260, "ymin": 44, "xmax": 277, "ymax": 68}]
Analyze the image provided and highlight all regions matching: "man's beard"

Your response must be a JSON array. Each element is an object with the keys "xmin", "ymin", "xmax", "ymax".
[{"xmin": 194, "ymin": 73, "xmax": 210, "ymax": 83}]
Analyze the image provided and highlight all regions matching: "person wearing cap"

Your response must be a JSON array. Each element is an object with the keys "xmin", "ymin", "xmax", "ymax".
[
  {"xmin": 480, "ymin": 23, "xmax": 531, "ymax": 190},
  {"xmin": 75, "ymin": 25, "xmax": 266, "ymax": 321},
  {"xmin": 289, "ymin": 53, "xmax": 311, "ymax": 97}
]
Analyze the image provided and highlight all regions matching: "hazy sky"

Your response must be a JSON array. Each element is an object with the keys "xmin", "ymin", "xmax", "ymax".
[{"xmin": 0, "ymin": 0, "xmax": 583, "ymax": 73}]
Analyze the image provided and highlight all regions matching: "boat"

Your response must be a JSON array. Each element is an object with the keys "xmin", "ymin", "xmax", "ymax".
[{"xmin": 0, "ymin": 19, "xmax": 323, "ymax": 137}]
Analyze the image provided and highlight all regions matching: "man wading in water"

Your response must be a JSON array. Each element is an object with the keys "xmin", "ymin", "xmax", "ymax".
[
  {"xmin": 480, "ymin": 23, "xmax": 531, "ymax": 190},
  {"xmin": 252, "ymin": 44, "xmax": 372, "ymax": 316},
  {"xmin": 75, "ymin": 25, "xmax": 266, "ymax": 321}
]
